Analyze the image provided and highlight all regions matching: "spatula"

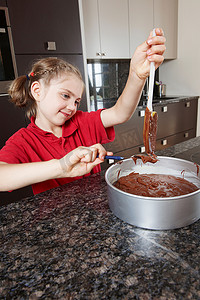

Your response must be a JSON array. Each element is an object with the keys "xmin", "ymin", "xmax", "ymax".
[{"xmin": 143, "ymin": 28, "xmax": 158, "ymax": 154}]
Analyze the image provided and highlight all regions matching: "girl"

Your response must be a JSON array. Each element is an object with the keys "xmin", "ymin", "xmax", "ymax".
[{"xmin": 0, "ymin": 28, "xmax": 166, "ymax": 195}]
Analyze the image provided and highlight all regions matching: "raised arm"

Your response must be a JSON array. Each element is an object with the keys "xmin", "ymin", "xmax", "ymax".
[
  {"xmin": 0, "ymin": 144, "xmax": 112, "ymax": 191},
  {"xmin": 101, "ymin": 28, "xmax": 166, "ymax": 128}
]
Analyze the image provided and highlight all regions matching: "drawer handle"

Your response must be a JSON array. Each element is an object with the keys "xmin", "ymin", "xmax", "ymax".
[
  {"xmin": 162, "ymin": 106, "xmax": 168, "ymax": 112},
  {"xmin": 161, "ymin": 139, "xmax": 168, "ymax": 146},
  {"xmin": 138, "ymin": 110, "xmax": 145, "ymax": 117},
  {"xmin": 108, "ymin": 159, "xmax": 115, "ymax": 164},
  {"xmin": 46, "ymin": 41, "xmax": 56, "ymax": 51},
  {"xmin": 139, "ymin": 146, "xmax": 145, "ymax": 153},
  {"xmin": 185, "ymin": 102, "xmax": 191, "ymax": 108},
  {"xmin": 184, "ymin": 132, "xmax": 189, "ymax": 138},
  {"xmin": 96, "ymin": 52, "xmax": 102, "ymax": 56}
]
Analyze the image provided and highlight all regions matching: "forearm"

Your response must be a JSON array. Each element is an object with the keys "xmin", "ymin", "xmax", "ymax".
[
  {"xmin": 0, "ymin": 160, "xmax": 61, "ymax": 191},
  {"xmin": 0, "ymin": 144, "xmax": 111, "ymax": 192}
]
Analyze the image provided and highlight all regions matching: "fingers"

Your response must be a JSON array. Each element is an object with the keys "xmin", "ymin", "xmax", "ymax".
[
  {"xmin": 145, "ymin": 28, "xmax": 165, "ymax": 49},
  {"xmin": 60, "ymin": 144, "xmax": 113, "ymax": 175},
  {"xmin": 81, "ymin": 144, "xmax": 112, "ymax": 162},
  {"xmin": 145, "ymin": 28, "xmax": 166, "ymax": 66},
  {"xmin": 148, "ymin": 28, "xmax": 164, "ymax": 38}
]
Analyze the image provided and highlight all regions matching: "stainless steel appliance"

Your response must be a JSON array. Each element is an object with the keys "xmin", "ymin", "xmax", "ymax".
[{"xmin": 0, "ymin": 7, "xmax": 17, "ymax": 94}]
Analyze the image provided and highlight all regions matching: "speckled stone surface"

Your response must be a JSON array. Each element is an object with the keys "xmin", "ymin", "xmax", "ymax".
[{"xmin": 1, "ymin": 138, "xmax": 200, "ymax": 299}]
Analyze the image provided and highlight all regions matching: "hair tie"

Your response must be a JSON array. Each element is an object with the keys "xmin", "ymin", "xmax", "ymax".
[{"xmin": 26, "ymin": 74, "xmax": 30, "ymax": 81}]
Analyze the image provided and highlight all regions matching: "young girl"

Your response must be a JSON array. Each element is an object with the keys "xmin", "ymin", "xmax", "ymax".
[{"xmin": 0, "ymin": 28, "xmax": 165, "ymax": 195}]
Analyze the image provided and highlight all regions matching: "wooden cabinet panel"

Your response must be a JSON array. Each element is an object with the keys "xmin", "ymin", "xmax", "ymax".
[
  {"xmin": 156, "ymin": 129, "xmax": 196, "ymax": 152},
  {"xmin": 0, "ymin": 95, "xmax": 33, "ymax": 204},
  {"xmin": 81, "ymin": 0, "xmax": 101, "ymax": 59},
  {"xmin": 105, "ymin": 108, "xmax": 144, "ymax": 153},
  {"xmin": 0, "ymin": 0, "xmax": 7, "ymax": 6},
  {"xmin": 82, "ymin": 0, "xmax": 129, "ymax": 59},
  {"xmin": 98, "ymin": 0, "xmax": 129, "ymax": 58},
  {"xmin": 129, "ymin": 0, "xmax": 153, "ymax": 54},
  {"xmin": 0, "ymin": 95, "xmax": 28, "ymax": 149},
  {"xmin": 154, "ymin": 99, "xmax": 197, "ymax": 139},
  {"xmin": 81, "ymin": 0, "xmax": 178, "ymax": 59},
  {"xmin": 154, "ymin": 0, "xmax": 178, "ymax": 59},
  {"xmin": 7, "ymin": 0, "xmax": 82, "ymax": 54}
]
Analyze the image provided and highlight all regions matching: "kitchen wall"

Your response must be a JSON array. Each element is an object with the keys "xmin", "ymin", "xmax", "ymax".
[{"xmin": 159, "ymin": 0, "xmax": 200, "ymax": 135}]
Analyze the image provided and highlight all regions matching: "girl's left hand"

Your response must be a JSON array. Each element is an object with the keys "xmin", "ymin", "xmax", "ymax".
[
  {"xmin": 130, "ymin": 28, "xmax": 166, "ymax": 80},
  {"xmin": 59, "ymin": 144, "xmax": 113, "ymax": 178}
]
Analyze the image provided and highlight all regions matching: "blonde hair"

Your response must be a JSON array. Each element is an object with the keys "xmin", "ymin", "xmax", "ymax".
[{"xmin": 9, "ymin": 57, "xmax": 84, "ymax": 119}]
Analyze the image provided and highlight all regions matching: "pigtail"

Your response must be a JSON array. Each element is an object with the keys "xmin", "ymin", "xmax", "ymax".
[
  {"xmin": 8, "ymin": 75, "xmax": 30, "ymax": 107},
  {"xmin": 8, "ymin": 75, "xmax": 36, "ymax": 119}
]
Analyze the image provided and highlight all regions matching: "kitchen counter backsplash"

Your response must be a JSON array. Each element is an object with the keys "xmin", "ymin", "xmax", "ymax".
[{"xmin": 87, "ymin": 59, "xmax": 160, "ymax": 111}]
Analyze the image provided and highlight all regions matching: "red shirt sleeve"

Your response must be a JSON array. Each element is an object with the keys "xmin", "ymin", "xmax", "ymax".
[{"xmin": 0, "ymin": 129, "xmax": 30, "ymax": 164}]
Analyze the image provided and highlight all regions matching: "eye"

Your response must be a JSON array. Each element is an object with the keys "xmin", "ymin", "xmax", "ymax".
[
  {"xmin": 62, "ymin": 93, "xmax": 70, "ymax": 99},
  {"xmin": 75, "ymin": 100, "xmax": 81, "ymax": 107}
]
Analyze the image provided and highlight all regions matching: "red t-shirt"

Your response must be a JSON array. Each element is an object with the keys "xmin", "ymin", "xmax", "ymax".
[{"xmin": 0, "ymin": 109, "xmax": 115, "ymax": 194}]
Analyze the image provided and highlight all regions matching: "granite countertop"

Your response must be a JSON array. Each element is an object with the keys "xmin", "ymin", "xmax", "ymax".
[{"xmin": 1, "ymin": 138, "xmax": 200, "ymax": 299}]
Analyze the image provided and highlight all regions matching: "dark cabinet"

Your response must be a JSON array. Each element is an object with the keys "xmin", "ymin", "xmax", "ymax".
[
  {"xmin": 101, "ymin": 98, "xmax": 198, "ymax": 170},
  {"xmin": 154, "ymin": 99, "xmax": 197, "ymax": 140},
  {"xmin": 0, "ymin": 0, "xmax": 6, "ymax": 7},
  {"xmin": 7, "ymin": 0, "xmax": 82, "ymax": 54},
  {"xmin": 0, "ymin": 95, "xmax": 33, "ymax": 205},
  {"xmin": 6, "ymin": 0, "xmax": 87, "ymax": 112},
  {"xmin": 0, "ymin": 95, "xmax": 28, "ymax": 149}
]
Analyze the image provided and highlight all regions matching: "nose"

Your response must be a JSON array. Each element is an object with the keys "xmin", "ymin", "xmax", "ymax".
[{"xmin": 67, "ymin": 99, "xmax": 76, "ymax": 111}]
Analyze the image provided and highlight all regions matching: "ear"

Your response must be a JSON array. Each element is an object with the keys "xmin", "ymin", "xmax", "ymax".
[{"xmin": 31, "ymin": 81, "xmax": 41, "ymax": 102}]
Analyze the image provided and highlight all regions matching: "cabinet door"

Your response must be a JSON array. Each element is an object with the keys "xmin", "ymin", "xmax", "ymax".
[
  {"xmin": 98, "ymin": 0, "xmax": 129, "ymax": 59},
  {"xmin": 129, "ymin": 0, "xmax": 153, "ymax": 55},
  {"xmin": 154, "ymin": 100, "xmax": 197, "ymax": 140},
  {"xmin": 0, "ymin": 95, "xmax": 33, "ymax": 204},
  {"xmin": 105, "ymin": 108, "xmax": 144, "ymax": 154},
  {"xmin": 154, "ymin": 0, "xmax": 178, "ymax": 59},
  {"xmin": 0, "ymin": 95, "xmax": 28, "ymax": 149},
  {"xmin": 156, "ymin": 129, "xmax": 196, "ymax": 152},
  {"xmin": 81, "ymin": 0, "xmax": 101, "ymax": 59},
  {"xmin": 0, "ymin": 0, "xmax": 7, "ymax": 6},
  {"xmin": 82, "ymin": 0, "xmax": 129, "ymax": 59},
  {"xmin": 7, "ymin": 0, "xmax": 82, "ymax": 54}
]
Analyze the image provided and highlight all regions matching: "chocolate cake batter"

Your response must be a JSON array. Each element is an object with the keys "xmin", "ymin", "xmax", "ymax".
[
  {"xmin": 114, "ymin": 172, "xmax": 198, "ymax": 198},
  {"xmin": 143, "ymin": 107, "xmax": 158, "ymax": 154}
]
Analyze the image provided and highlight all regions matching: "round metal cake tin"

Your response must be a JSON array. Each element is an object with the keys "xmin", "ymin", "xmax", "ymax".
[{"xmin": 105, "ymin": 156, "xmax": 200, "ymax": 230}]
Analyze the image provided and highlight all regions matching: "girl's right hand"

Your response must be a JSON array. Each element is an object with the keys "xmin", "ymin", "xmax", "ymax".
[{"xmin": 59, "ymin": 144, "xmax": 113, "ymax": 178}]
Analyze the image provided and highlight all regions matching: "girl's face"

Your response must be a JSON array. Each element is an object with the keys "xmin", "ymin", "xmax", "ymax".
[{"xmin": 33, "ymin": 74, "xmax": 84, "ymax": 133}]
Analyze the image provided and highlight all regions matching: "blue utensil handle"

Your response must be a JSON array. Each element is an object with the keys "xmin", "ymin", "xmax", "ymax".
[
  {"xmin": 104, "ymin": 155, "xmax": 124, "ymax": 160},
  {"xmin": 96, "ymin": 154, "xmax": 124, "ymax": 160}
]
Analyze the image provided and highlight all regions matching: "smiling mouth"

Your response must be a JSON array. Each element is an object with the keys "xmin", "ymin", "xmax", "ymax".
[{"xmin": 60, "ymin": 111, "xmax": 71, "ymax": 118}]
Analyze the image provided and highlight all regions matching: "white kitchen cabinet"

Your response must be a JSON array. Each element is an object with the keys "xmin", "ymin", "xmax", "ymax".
[
  {"xmin": 154, "ymin": 0, "xmax": 178, "ymax": 59},
  {"xmin": 81, "ymin": 0, "xmax": 100, "ymax": 59},
  {"xmin": 129, "ymin": 0, "xmax": 178, "ymax": 59},
  {"xmin": 81, "ymin": 0, "xmax": 129, "ymax": 59},
  {"xmin": 129, "ymin": 0, "xmax": 153, "ymax": 55},
  {"xmin": 81, "ymin": 0, "xmax": 178, "ymax": 60}
]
